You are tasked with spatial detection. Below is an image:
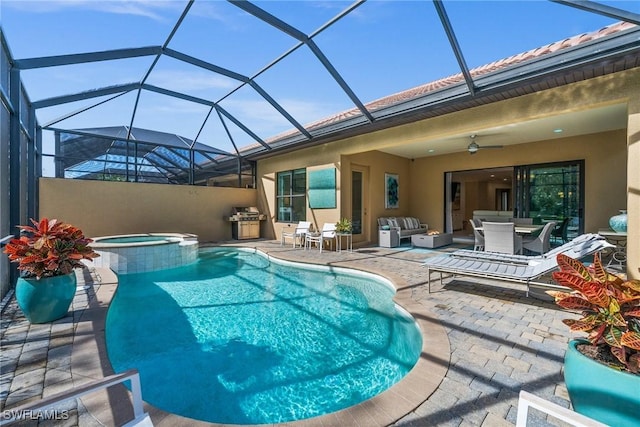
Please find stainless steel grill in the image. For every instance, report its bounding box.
[228,207,266,239]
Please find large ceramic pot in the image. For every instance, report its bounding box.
[608,209,627,232]
[15,272,77,323]
[564,339,640,426]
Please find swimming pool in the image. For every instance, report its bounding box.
[106,247,422,424]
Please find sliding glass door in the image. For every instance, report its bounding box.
[515,160,584,240]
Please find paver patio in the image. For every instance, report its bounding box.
[1,240,579,426]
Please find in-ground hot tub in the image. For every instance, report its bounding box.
[90,233,198,274]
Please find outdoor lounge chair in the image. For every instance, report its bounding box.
[280,221,312,248]
[423,233,613,296]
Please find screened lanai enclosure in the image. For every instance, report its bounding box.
[2,0,640,296]
[55,127,255,186]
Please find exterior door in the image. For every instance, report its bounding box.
[515,160,584,240]
[351,165,369,245]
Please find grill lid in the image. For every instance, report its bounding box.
[232,206,260,214]
[229,206,264,221]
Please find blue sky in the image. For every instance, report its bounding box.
[2,0,638,175]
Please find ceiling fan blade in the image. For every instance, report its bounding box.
[480,145,503,149]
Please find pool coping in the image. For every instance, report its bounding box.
[70,246,450,426]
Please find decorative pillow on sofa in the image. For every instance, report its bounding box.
[377,218,389,227]
[387,218,399,228]
[404,217,420,229]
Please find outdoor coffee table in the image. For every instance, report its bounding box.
[411,233,453,249]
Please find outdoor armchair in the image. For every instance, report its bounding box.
[522,221,556,255]
[305,223,337,253]
[281,221,312,248]
[551,218,570,244]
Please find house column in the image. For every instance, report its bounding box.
[628,94,640,279]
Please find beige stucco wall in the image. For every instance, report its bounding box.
[256,69,637,276]
[258,130,627,245]
[410,130,627,233]
[258,144,341,239]
[39,178,257,242]
[342,151,411,243]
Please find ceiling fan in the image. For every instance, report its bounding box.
[467,134,503,154]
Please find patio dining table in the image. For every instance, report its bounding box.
[477,224,544,235]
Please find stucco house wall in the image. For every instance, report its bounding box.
[39,178,257,242]
[255,69,637,276]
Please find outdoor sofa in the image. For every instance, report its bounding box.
[377,217,427,241]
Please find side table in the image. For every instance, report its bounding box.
[598,229,627,268]
[379,229,399,248]
[336,232,352,252]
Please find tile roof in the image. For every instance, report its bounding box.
[254,21,636,149]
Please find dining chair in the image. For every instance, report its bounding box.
[482,222,522,255]
[281,221,312,248]
[469,218,485,251]
[305,223,337,253]
[522,221,556,255]
[551,218,570,244]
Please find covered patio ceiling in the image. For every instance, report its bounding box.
[3,0,640,178]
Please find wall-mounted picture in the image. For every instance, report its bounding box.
[385,173,399,209]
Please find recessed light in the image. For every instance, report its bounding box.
[553,128,563,133]
[490,174,495,178]
[428,149,435,153]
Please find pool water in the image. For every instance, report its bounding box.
[106,248,422,424]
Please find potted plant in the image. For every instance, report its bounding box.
[3,218,99,323]
[547,252,640,426]
[335,218,352,234]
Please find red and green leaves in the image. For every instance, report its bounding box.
[3,218,99,279]
[548,252,640,375]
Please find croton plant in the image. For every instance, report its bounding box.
[547,252,640,374]
[3,218,99,279]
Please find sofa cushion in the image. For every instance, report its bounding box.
[406,217,420,229]
[387,217,400,228]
